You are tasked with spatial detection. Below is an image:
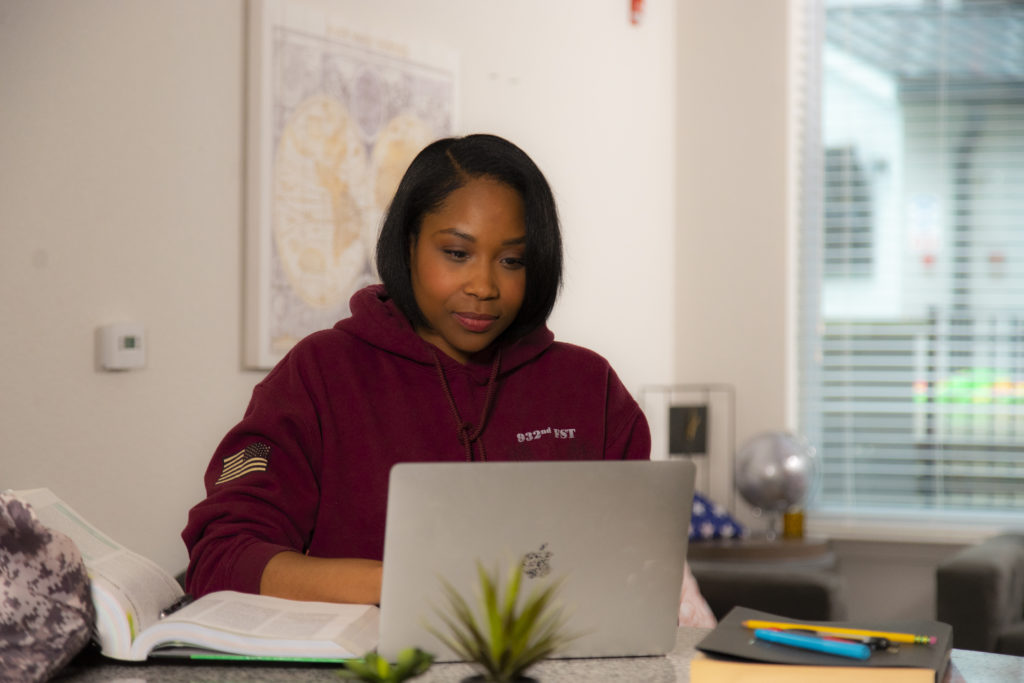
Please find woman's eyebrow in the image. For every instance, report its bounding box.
[438,228,474,241]
[437,228,526,246]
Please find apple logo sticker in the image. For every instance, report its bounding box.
[522,543,552,579]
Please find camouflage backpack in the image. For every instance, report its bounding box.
[0,492,95,682]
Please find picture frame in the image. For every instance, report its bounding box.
[244,0,458,368]
[639,384,736,510]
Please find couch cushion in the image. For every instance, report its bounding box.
[997,622,1024,657]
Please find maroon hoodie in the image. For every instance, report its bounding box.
[182,285,650,597]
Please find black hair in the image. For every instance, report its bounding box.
[376,133,563,341]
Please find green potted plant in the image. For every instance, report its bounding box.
[337,647,434,682]
[428,560,576,683]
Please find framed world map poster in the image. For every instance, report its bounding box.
[244,0,458,368]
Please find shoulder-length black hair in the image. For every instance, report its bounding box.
[376,134,563,341]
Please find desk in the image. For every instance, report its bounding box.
[687,536,833,564]
[53,627,1024,682]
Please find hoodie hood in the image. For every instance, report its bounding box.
[335,284,555,380]
[335,285,557,461]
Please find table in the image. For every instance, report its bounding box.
[687,536,833,564]
[52,627,1024,682]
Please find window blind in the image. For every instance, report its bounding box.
[798,0,1024,517]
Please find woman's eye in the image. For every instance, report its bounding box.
[443,249,469,260]
[501,256,526,269]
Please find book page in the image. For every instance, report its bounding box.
[11,488,184,658]
[169,591,375,640]
[90,550,184,632]
[14,488,123,562]
[130,591,380,660]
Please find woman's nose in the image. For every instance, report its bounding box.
[464,263,498,299]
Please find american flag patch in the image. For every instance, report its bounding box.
[215,443,271,485]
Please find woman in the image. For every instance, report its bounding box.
[182,133,713,626]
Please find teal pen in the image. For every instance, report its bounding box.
[790,628,892,650]
[754,628,872,661]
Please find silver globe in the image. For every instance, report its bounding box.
[735,432,818,513]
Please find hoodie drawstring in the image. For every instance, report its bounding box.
[432,350,502,461]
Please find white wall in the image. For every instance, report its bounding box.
[0,0,678,575]
[672,2,972,623]
[675,1,793,514]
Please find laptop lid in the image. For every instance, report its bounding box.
[377,459,695,661]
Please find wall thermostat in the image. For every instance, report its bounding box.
[97,322,146,371]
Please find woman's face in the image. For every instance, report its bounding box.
[410,177,527,363]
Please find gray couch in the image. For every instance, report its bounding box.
[936,533,1024,654]
[688,542,848,621]
[690,563,848,621]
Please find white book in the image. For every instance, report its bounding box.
[11,488,378,662]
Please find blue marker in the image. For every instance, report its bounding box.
[754,628,871,661]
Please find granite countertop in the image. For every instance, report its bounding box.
[53,628,706,683]
[51,627,1024,682]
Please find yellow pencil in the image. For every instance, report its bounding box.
[741,620,937,645]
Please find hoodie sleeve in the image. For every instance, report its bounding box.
[181,350,325,598]
[604,366,652,461]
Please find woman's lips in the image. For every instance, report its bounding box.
[454,312,497,333]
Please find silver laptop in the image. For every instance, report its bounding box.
[377,459,696,661]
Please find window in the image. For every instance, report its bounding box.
[799,0,1024,519]
[824,145,875,279]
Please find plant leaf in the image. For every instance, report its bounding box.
[426,611,477,662]
[496,562,522,673]
[338,655,381,681]
[388,647,434,681]
[427,558,576,680]
[429,578,496,671]
[440,579,489,658]
[501,560,522,628]
[508,582,559,649]
[374,653,391,678]
[477,562,506,667]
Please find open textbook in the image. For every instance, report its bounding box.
[12,488,379,662]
